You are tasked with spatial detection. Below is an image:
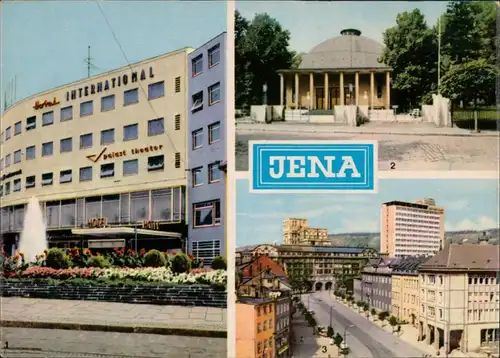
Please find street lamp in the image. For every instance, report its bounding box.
[343,325,355,358]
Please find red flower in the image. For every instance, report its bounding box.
[172,251,177,255]
[200,258,204,262]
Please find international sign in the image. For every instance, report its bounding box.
[249,141,377,193]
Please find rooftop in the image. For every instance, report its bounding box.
[237,297,274,305]
[393,256,430,274]
[420,243,500,271]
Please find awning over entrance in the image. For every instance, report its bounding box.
[71,227,182,239]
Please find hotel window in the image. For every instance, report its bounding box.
[148,118,164,136]
[208,122,220,144]
[208,44,220,68]
[147,155,164,172]
[60,137,73,153]
[100,129,115,145]
[13,150,21,164]
[60,106,73,121]
[175,77,181,93]
[4,182,10,195]
[191,91,203,113]
[80,133,93,149]
[208,163,221,183]
[148,81,165,100]
[123,159,138,176]
[192,128,203,149]
[5,154,10,167]
[101,94,115,112]
[42,142,54,157]
[13,179,21,192]
[42,111,54,126]
[193,199,220,227]
[100,163,115,178]
[60,169,72,184]
[41,173,53,186]
[191,240,221,266]
[26,116,36,131]
[192,167,203,186]
[79,167,92,182]
[5,127,11,140]
[208,82,221,105]
[25,175,36,189]
[124,88,139,106]
[14,121,22,135]
[124,124,138,141]
[192,54,203,76]
[80,100,93,117]
[174,114,181,130]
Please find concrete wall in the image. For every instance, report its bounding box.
[1,50,191,207]
[187,33,226,263]
[236,303,257,358]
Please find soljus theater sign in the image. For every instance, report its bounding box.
[66,66,155,102]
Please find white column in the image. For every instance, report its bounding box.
[355,72,360,105]
[309,73,314,109]
[279,74,284,106]
[340,72,344,106]
[324,72,329,110]
[386,71,391,110]
[370,72,375,110]
[295,73,300,108]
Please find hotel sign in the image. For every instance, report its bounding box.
[88,217,108,228]
[66,66,155,102]
[86,145,164,163]
[141,220,160,230]
[33,97,60,110]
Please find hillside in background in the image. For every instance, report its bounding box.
[328,228,499,251]
[236,229,499,251]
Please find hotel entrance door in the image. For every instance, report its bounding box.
[329,86,356,106]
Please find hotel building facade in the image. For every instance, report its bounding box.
[380,198,445,258]
[0,33,227,264]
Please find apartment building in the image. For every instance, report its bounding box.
[391,255,429,325]
[380,198,444,257]
[282,218,330,246]
[236,298,276,358]
[418,243,500,355]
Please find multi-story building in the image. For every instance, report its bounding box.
[418,243,500,355]
[356,257,400,312]
[243,244,379,292]
[380,198,444,257]
[236,297,276,358]
[275,292,292,358]
[282,218,329,246]
[187,33,227,263]
[391,255,428,325]
[0,33,226,264]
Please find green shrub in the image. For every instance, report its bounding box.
[143,249,166,267]
[211,255,227,270]
[46,248,70,269]
[171,253,191,274]
[88,255,111,268]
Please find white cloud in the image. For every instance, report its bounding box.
[446,216,499,231]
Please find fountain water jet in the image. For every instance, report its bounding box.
[19,196,48,263]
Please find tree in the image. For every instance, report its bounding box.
[371,308,377,320]
[340,346,351,357]
[388,315,399,332]
[380,9,437,110]
[334,333,343,348]
[362,302,370,316]
[327,326,334,338]
[288,268,313,294]
[441,58,497,107]
[378,311,389,322]
[235,11,296,108]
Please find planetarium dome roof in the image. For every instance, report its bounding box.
[298,29,391,70]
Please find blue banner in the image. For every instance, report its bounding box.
[249,141,377,193]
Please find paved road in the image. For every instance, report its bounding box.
[236,131,499,172]
[0,328,226,358]
[303,291,427,358]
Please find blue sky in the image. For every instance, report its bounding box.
[237,1,447,53]
[236,179,499,247]
[1,1,226,111]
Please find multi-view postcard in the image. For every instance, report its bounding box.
[1,1,227,357]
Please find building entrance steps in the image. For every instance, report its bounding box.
[0,297,227,338]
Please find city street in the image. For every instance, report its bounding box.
[302,291,427,358]
[0,328,226,358]
[236,126,499,171]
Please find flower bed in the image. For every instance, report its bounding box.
[19,266,227,286]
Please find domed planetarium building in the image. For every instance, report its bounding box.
[278,29,393,111]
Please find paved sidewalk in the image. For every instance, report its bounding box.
[0,297,227,338]
[237,122,500,138]
[292,318,339,358]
